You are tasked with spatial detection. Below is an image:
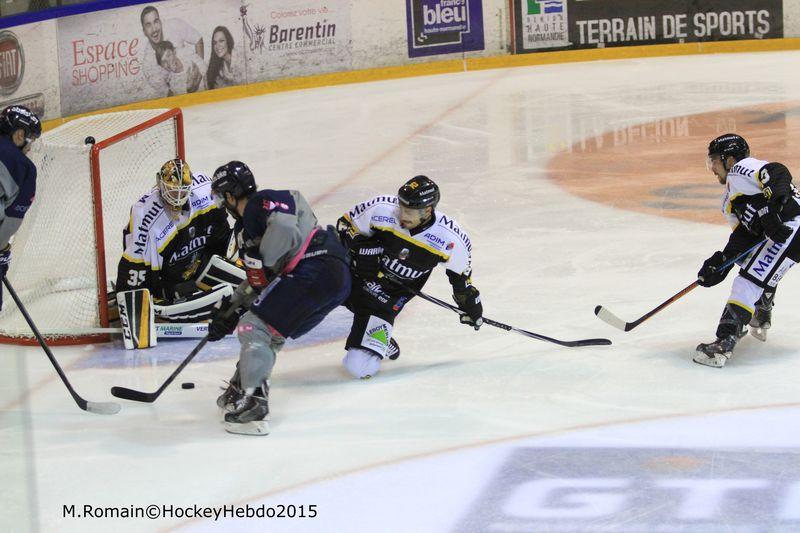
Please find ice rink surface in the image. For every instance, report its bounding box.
[4,51,800,532]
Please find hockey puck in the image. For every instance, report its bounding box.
[181,382,195,390]
[84,136,96,145]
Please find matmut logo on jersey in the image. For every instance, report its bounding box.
[350,196,398,218]
[383,257,428,279]
[169,236,208,264]
[438,214,472,252]
[133,202,164,254]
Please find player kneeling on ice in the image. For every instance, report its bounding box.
[0,105,40,311]
[695,134,800,368]
[114,158,245,348]
[207,161,351,435]
[336,175,482,379]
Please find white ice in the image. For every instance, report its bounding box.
[4,51,800,532]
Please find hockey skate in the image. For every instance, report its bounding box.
[386,338,400,361]
[749,304,772,342]
[223,382,270,436]
[693,334,740,368]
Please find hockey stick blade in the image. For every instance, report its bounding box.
[110,386,158,403]
[85,401,123,415]
[594,240,767,333]
[565,337,613,347]
[593,305,632,332]
[3,278,121,415]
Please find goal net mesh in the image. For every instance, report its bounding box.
[0,109,182,344]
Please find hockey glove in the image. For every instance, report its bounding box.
[758,206,793,244]
[350,237,383,280]
[207,296,240,341]
[453,286,483,330]
[697,251,733,287]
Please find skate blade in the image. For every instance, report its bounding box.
[223,420,270,436]
[693,351,729,368]
[750,327,768,342]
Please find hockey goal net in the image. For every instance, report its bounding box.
[0,108,185,345]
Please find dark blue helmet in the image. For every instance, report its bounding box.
[708,133,749,162]
[398,175,440,209]
[0,105,41,140]
[212,160,256,200]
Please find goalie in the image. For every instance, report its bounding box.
[114,158,244,346]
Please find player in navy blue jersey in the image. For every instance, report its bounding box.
[0,105,41,310]
[207,161,351,435]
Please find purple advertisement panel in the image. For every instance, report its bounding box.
[406,0,484,58]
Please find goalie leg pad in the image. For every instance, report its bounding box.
[117,289,156,350]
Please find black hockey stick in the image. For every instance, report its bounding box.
[110,288,252,403]
[2,278,121,415]
[110,337,208,403]
[594,240,766,332]
[385,277,611,347]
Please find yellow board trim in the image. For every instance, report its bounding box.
[42,38,800,132]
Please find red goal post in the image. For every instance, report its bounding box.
[0,108,185,345]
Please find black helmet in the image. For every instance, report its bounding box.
[212,160,256,200]
[0,105,41,140]
[398,175,440,209]
[708,133,749,162]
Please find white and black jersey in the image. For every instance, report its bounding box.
[116,173,231,300]
[721,157,800,256]
[339,194,474,291]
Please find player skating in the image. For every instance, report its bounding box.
[336,175,483,379]
[114,158,243,342]
[0,105,41,311]
[207,161,351,435]
[695,134,800,367]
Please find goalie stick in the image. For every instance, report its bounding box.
[379,275,611,347]
[2,278,121,415]
[594,240,766,332]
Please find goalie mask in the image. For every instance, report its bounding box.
[158,158,192,208]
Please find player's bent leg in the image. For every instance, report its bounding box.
[223,312,285,436]
[343,348,383,379]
